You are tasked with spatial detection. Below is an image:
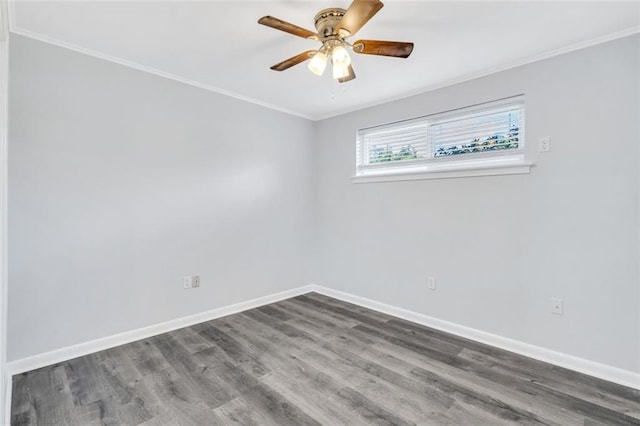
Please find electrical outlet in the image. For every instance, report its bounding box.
[427,276,437,290]
[183,275,200,289]
[539,137,550,152]
[550,298,563,315]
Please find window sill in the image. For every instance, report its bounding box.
[351,161,533,184]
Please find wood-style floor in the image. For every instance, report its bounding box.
[11,292,640,425]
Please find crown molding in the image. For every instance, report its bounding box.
[8,20,639,122]
[6,5,640,122]
[6,0,13,35]
[313,26,640,121]
[9,25,315,121]
[0,0,8,42]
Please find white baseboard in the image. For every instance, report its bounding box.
[6,285,315,376]
[3,373,10,426]
[310,284,640,390]
[5,283,639,400]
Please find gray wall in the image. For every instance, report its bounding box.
[8,32,639,375]
[0,27,8,425]
[313,35,640,373]
[8,34,315,361]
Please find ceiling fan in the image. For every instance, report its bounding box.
[258,0,414,83]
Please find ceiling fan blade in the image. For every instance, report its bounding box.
[336,0,384,37]
[270,50,316,71]
[352,40,414,58]
[258,16,319,40]
[337,65,356,83]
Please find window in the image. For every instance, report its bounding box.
[354,96,531,182]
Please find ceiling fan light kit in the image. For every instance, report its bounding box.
[332,59,350,79]
[258,0,414,83]
[308,50,328,76]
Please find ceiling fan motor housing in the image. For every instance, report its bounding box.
[258,0,413,81]
[313,8,347,39]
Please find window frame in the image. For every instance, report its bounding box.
[353,96,532,183]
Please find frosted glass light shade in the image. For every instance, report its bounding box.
[332,61,349,79]
[331,45,351,67]
[307,51,328,76]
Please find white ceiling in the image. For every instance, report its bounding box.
[9,1,640,120]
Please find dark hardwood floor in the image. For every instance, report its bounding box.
[11,292,640,425]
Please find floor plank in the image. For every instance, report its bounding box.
[11,292,640,425]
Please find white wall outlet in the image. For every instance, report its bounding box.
[183,275,200,289]
[550,298,563,315]
[539,137,551,152]
[427,276,437,290]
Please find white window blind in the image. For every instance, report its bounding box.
[356,96,526,179]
